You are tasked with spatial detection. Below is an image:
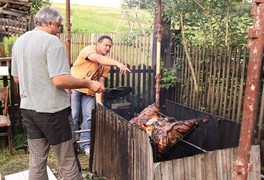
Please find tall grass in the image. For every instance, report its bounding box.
[51,3,153,34]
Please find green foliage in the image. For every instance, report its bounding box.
[144,0,253,48]
[161,60,181,89]
[2,35,19,57]
[83,172,107,180]
[13,131,27,148]
[29,0,51,14]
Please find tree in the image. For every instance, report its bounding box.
[144,0,253,48]
[29,0,51,14]
[139,0,253,90]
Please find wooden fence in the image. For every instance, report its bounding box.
[59,33,153,66]
[1,34,264,147]
[160,45,264,144]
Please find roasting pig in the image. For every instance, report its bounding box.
[130,104,208,154]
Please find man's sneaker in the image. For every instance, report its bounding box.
[84,148,90,156]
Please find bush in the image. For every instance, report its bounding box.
[2,35,19,57]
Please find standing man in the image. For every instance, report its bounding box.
[11,6,105,180]
[71,35,130,156]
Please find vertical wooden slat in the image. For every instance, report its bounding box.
[154,163,162,180]
[215,48,223,114]
[137,65,141,112]
[204,48,210,110]
[179,45,184,104]
[189,46,194,108]
[223,48,232,118]
[205,151,217,180]
[219,48,227,116]
[184,48,189,105]
[210,47,218,113]
[160,161,174,180]
[248,145,261,180]
[195,153,206,180]
[115,66,120,87]
[148,66,152,105]
[142,65,146,108]
[195,47,200,107]
[236,48,247,122]
[172,158,185,179]
[183,156,196,179]
[199,47,206,109]
[216,149,225,180]
[231,48,241,120]
[207,47,214,113]
[227,48,236,119]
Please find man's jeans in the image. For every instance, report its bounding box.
[71,90,95,151]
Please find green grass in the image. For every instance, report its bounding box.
[51,3,153,34]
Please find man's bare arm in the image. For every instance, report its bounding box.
[88,53,131,74]
[51,74,105,93]
[95,77,105,105]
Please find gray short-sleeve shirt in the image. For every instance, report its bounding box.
[11,31,70,113]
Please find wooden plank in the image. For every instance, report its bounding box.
[215,48,223,113]
[227,48,236,119]
[204,151,217,180]
[223,48,231,118]
[236,48,247,122]
[160,160,174,180]
[148,65,152,105]
[137,65,141,112]
[193,45,198,108]
[153,163,162,180]
[210,47,217,113]
[106,110,114,177]
[219,149,229,180]
[131,65,136,112]
[216,149,225,180]
[231,48,240,120]
[230,147,237,179]
[142,64,146,108]
[194,153,206,180]
[189,45,194,108]
[219,48,227,116]
[172,158,185,180]
[248,145,261,180]
[183,156,196,180]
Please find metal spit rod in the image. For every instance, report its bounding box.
[179,139,207,153]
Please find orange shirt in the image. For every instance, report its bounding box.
[71,45,110,96]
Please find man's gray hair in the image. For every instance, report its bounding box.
[34,6,63,26]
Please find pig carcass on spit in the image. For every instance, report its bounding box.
[129,104,208,154]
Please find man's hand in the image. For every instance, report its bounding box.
[117,62,131,75]
[88,80,105,93]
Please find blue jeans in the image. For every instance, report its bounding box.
[71,90,95,151]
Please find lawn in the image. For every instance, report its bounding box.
[51,3,153,34]
[0,143,103,180]
[0,130,104,179]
